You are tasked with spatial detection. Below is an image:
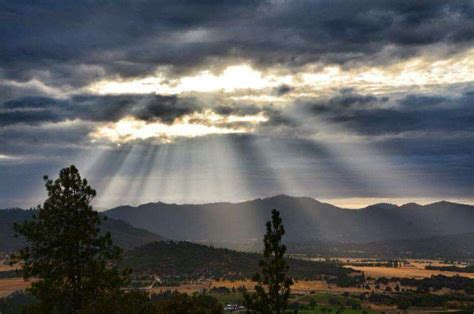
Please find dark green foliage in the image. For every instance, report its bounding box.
[121,240,350,281]
[327,274,365,287]
[399,275,474,294]
[0,284,223,314]
[79,290,156,314]
[425,264,474,273]
[368,291,474,309]
[209,286,232,293]
[244,209,293,313]
[11,165,128,313]
[151,291,223,314]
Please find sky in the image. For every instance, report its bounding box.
[0,0,473,209]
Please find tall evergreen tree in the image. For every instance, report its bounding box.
[243,209,293,313]
[12,165,127,313]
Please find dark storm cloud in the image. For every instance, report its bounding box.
[304,90,474,136]
[1,0,473,87]
[330,107,473,135]
[0,94,200,126]
[310,89,388,113]
[0,81,53,102]
[2,89,472,142]
[214,104,261,116]
[0,121,93,148]
[273,85,294,96]
[0,91,296,129]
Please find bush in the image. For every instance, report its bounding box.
[151,291,223,314]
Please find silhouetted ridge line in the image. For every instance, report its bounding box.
[104,195,474,244]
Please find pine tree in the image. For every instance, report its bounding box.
[243,209,293,313]
[12,165,127,313]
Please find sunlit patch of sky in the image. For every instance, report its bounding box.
[90,111,268,144]
[89,48,474,99]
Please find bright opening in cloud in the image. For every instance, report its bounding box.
[0,154,18,160]
[90,111,268,144]
[91,64,290,95]
[91,49,474,97]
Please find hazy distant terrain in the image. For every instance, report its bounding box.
[0,209,166,252]
[286,232,474,259]
[3,195,474,259]
[105,195,474,245]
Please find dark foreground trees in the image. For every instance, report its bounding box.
[12,165,129,313]
[244,209,293,313]
[151,291,223,314]
[9,165,226,313]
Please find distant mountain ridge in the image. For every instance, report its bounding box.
[105,195,474,244]
[0,209,166,252]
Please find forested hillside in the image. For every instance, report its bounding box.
[0,209,166,252]
[121,241,353,281]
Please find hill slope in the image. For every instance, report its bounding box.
[121,240,351,280]
[0,209,166,252]
[105,195,474,244]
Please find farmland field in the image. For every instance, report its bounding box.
[300,257,474,279]
[346,265,474,279]
[0,278,31,298]
[2,258,473,297]
[342,259,474,279]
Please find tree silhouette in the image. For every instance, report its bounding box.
[12,165,127,313]
[243,209,293,313]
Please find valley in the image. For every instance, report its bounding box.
[2,196,474,312]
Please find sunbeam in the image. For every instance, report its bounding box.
[287,108,435,199]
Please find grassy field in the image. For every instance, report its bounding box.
[0,278,31,298]
[346,265,474,279]
[0,263,16,272]
[343,259,474,279]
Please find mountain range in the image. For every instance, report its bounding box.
[0,209,166,253]
[2,195,473,259]
[105,195,474,244]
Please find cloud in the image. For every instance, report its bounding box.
[301,90,474,137]
[1,88,473,206]
[273,84,294,96]
[309,89,388,113]
[2,89,472,145]
[0,93,276,146]
[0,94,200,126]
[1,1,472,89]
[1,1,473,206]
